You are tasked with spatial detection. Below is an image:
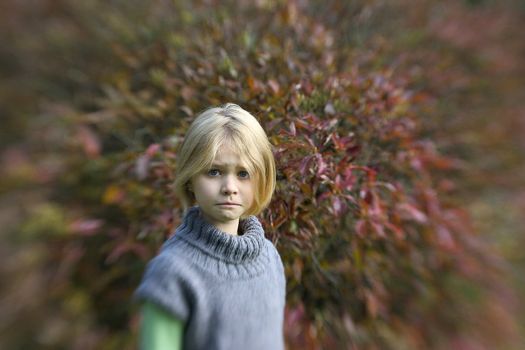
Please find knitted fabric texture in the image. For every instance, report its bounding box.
[134,206,286,350]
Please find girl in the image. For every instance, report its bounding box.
[134,103,286,350]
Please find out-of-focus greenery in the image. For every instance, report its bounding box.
[1,0,523,349]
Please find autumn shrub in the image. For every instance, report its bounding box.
[0,0,519,349]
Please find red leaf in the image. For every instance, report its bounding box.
[266,118,283,131]
[135,154,150,180]
[371,220,386,238]
[146,143,161,157]
[267,79,280,95]
[69,219,103,236]
[398,203,427,223]
[385,222,405,240]
[299,79,314,95]
[299,155,313,174]
[365,290,379,318]
[315,153,327,176]
[436,225,456,251]
[332,196,345,217]
[106,241,149,263]
[289,121,296,136]
[335,174,343,191]
[360,188,373,205]
[77,125,101,158]
[355,219,367,237]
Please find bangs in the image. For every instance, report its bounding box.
[214,131,260,177]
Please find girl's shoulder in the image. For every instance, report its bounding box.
[263,238,284,269]
[144,239,193,275]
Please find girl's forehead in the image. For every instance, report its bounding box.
[212,144,249,167]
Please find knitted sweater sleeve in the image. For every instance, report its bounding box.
[134,251,193,322]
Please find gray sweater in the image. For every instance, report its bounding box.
[134,206,286,350]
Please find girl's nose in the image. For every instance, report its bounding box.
[221,176,238,195]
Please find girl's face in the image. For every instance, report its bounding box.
[190,144,255,235]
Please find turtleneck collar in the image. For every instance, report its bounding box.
[168,206,266,264]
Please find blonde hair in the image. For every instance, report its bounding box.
[173,103,276,217]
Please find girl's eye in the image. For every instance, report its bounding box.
[207,169,220,176]
[238,170,250,179]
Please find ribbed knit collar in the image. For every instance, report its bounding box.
[173,206,265,264]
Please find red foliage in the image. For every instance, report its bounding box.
[1,0,522,349]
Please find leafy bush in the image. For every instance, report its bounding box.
[1,0,521,349]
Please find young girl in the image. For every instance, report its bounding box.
[134,103,286,350]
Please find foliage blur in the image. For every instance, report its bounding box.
[1,0,524,349]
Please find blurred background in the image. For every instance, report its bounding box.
[1,0,524,349]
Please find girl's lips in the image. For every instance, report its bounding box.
[217,203,240,206]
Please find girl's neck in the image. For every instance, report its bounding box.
[201,214,240,236]
[216,220,240,236]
